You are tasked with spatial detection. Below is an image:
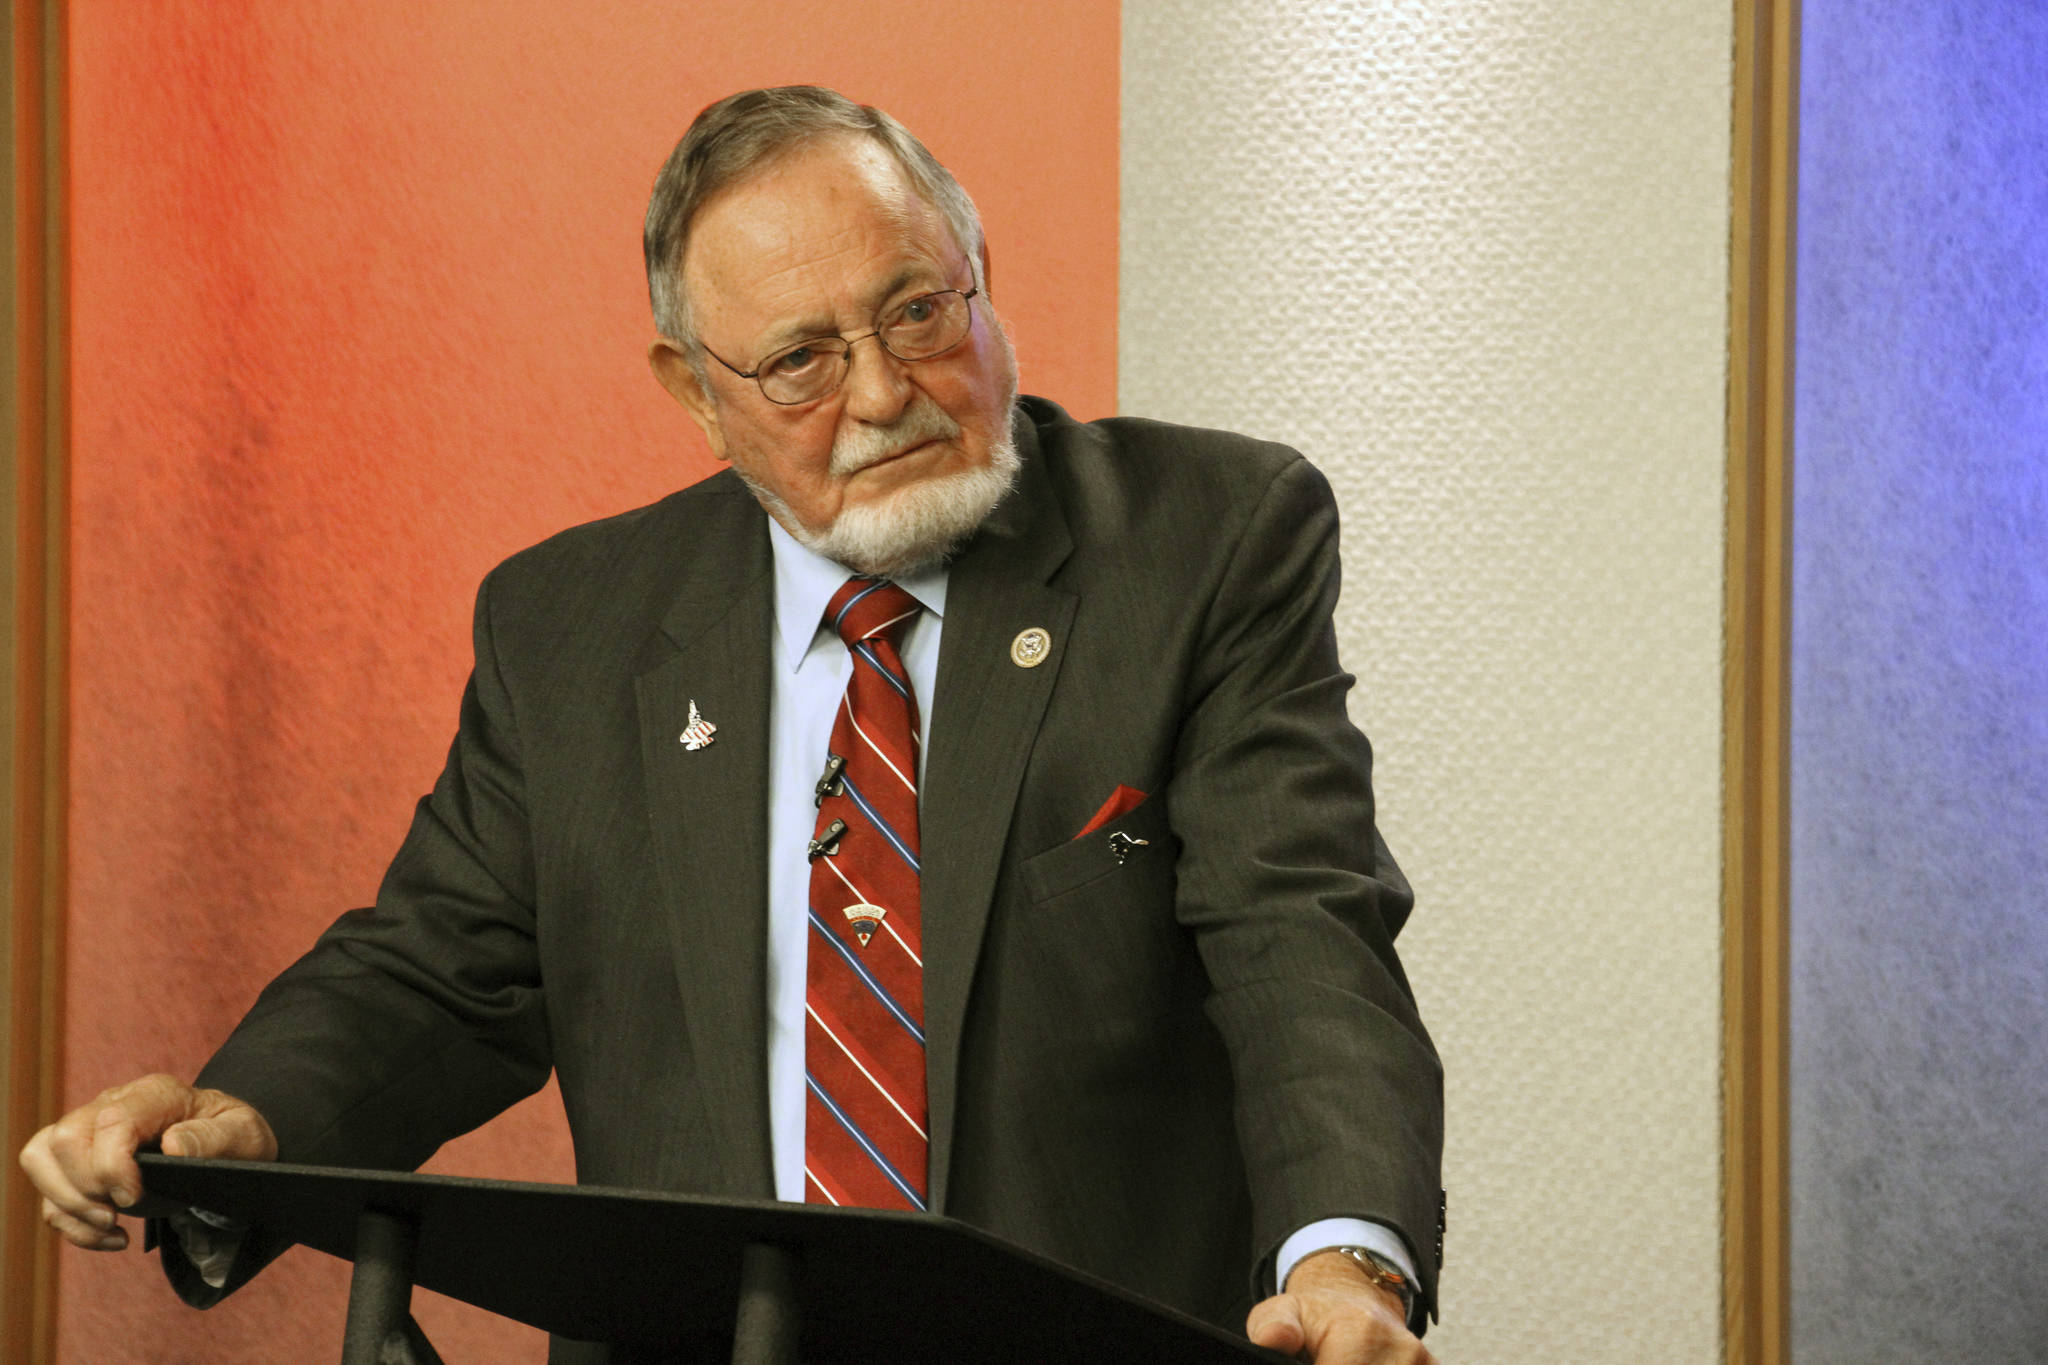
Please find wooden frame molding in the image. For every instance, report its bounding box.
[3,2,69,1360]
[1724,1,1796,1363]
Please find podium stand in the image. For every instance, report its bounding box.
[135,1153,1283,1365]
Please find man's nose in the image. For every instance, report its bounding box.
[839,333,915,424]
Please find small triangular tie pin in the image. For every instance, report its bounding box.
[680,700,717,751]
[843,903,887,948]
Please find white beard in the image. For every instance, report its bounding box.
[739,391,1021,578]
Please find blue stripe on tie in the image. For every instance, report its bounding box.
[806,1072,925,1210]
[851,640,912,698]
[841,775,919,872]
[833,579,888,630]
[809,911,925,1043]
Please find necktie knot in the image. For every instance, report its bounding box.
[825,578,922,650]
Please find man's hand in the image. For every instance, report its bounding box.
[17,1073,276,1251]
[1246,1249,1437,1364]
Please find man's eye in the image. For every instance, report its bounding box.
[770,346,820,375]
[899,298,937,325]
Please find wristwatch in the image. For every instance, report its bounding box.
[1295,1244,1418,1329]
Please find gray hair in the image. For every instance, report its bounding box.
[643,86,986,349]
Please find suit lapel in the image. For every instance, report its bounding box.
[633,485,777,1197]
[922,414,1075,1209]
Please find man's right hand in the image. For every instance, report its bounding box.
[17,1073,276,1251]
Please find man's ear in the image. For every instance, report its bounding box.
[648,337,728,462]
[977,239,993,299]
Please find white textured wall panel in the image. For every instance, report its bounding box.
[1121,4,1732,1358]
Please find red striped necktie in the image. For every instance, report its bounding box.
[804,577,928,1210]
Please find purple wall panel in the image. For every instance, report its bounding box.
[1792,3,2048,1359]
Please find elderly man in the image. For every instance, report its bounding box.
[22,87,1444,1363]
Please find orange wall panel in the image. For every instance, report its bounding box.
[60,4,1117,1361]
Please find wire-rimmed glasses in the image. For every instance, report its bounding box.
[700,285,981,406]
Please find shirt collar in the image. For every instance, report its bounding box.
[767,517,949,672]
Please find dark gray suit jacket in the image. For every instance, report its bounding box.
[182,396,1443,1353]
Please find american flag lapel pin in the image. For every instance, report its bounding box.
[680,700,718,751]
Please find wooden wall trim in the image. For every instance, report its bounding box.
[3,2,68,1360]
[1724,1,1796,1362]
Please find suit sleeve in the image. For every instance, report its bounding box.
[192,570,553,1172]
[152,573,552,1304]
[1166,454,1444,1319]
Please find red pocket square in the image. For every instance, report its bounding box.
[1075,784,1147,839]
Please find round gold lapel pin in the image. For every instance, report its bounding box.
[1010,627,1051,668]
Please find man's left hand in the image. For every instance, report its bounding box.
[1245,1250,1437,1364]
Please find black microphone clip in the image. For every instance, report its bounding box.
[808,819,847,862]
[814,753,847,807]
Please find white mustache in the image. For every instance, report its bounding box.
[829,398,962,477]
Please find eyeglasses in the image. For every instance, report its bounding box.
[700,285,981,406]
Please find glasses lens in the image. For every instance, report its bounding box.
[758,339,849,405]
[879,290,971,361]
[752,290,972,404]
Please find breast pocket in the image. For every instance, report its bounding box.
[1020,793,1177,906]
[1009,795,1198,1055]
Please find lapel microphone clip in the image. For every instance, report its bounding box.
[814,753,847,807]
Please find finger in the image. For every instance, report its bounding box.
[18,1135,116,1229]
[164,1097,277,1161]
[41,1198,129,1252]
[86,1072,205,1205]
[87,1105,148,1209]
[1245,1293,1308,1357]
[23,1106,103,1188]
[162,1116,230,1159]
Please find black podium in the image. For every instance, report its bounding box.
[135,1153,1283,1365]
